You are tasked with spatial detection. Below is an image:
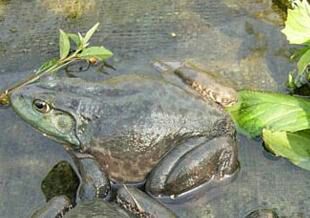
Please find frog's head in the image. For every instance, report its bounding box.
[10,79,82,149]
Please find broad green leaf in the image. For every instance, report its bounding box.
[226,91,310,137]
[59,29,70,59]
[281,0,310,45]
[83,22,100,45]
[263,129,310,170]
[297,48,310,73]
[67,33,81,47]
[36,58,58,74]
[78,46,113,61]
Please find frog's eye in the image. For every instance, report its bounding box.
[33,99,51,113]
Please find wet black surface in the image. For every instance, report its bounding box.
[0,1,309,217]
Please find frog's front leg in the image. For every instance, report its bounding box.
[145,135,239,198]
[31,196,72,218]
[70,152,111,202]
[117,186,176,218]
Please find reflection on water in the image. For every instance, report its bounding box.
[0,106,77,218]
[0,0,309,217]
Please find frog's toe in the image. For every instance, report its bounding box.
[78,182,111,202]
[146,136,239,198]
[96,184,111,199]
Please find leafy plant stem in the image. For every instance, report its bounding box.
[1,46,85,99]
[0,22,113,106]
[4,58,78,95]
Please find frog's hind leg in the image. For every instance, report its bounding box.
[145,135,239,199]
[71,152,112,202]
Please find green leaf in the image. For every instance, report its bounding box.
[78,32,85,48]
[287,72,297,89]
[263,129,310,170]
[36,58,58,74]
[59,29,70,59]
[84,22,100,45]
[291,46,310,60]
[226,90,310,137]
[67,33,81,47]
[303,40,310,46]
[281,0,310,45]
[297,48,310,73]
[78,46,113,61]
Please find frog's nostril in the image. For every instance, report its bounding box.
[19,94,26,100]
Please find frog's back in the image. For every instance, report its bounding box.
[44,75,232,182]
[67,75,229,181]
[74,74,229,145]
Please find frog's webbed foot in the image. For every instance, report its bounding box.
[152,60,183,73]
[152,61,190,89]
[72,153,111,202]
[31,196,72,218]
[244,208,279,218]
[116,186,176,218]
[145,136,239,199]
[153,60,238,107]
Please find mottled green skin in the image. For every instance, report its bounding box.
[10,71,238,196]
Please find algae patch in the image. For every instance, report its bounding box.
[39,0,96,19]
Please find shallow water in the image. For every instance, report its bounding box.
[0,0,309,217]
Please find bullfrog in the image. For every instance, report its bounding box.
[32,186,176,218]
[10,60,239,200]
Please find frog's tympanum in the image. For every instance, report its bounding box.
[10,60,239,201]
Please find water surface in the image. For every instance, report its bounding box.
[0,0,309,217]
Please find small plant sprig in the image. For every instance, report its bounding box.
[0,22,113,106]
